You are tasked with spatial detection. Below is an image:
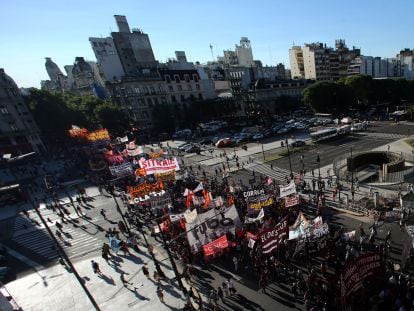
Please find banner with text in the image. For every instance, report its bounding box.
[127,181,164,198]
[279,181,296,198]
[186,204,241,252]
[109,162,133,178]
[139,157,180,175]
[247,194,274,214]
[259,217,289,254]
[203,235,229,257]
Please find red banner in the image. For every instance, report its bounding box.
[203,235,229,257]
[87,129,110,142]
[285,196,299,207]
[341,252,382,304]
[259,217,289,254]
[127,180,164,198]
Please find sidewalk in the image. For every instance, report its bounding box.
[4,244,192,311]
[0,184,101,221]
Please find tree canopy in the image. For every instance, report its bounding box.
[26,89,128,143]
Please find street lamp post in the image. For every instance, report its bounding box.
[27,195,100,310]
[300,154,305,176]
[156,221,187,295]
[285,137,293,179]
[316,154,321,178]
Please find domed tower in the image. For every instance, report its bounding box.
[45,57,64,83]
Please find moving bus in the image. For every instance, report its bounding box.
[0,184,26,207]
[310,127,338,142]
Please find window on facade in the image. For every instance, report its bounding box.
[193,74,199,82]
[195,84,200,90]
[134,87,141,94]
[138,99,145,106]
[10,88,18,97]
[153,98,159,105]
[177,85,182,91]
[187,84,192,91]
[171,95,177,103]
[158,85,164,92]
[168,85,174,92]
[174,75,180,83]
[9,123,18,131]
[161,97,167,104]
[150,87,155,94]
[143,86,149,94]
[184,74,190,82]
[109,51,116,55]
[0,107,9,115]
[142,111,149,118]
[198,93,203,100]
[180,95,185,102]
[146,98,153,107]
[165,75,171,83]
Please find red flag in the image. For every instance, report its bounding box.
[186,191,194,209]
[228,194,234,206]
[203,189,211,208]
[179,218,186,230]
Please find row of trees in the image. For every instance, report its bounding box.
[26,89,128,143]
[303,75,414,114]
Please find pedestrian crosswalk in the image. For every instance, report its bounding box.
[9,210,104,263]
[244,163,299,184]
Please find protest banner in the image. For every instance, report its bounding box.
[247,195,274,214]
[139,157,180,175]
[244,209,265,224]
[341,252,382,307]
[203,235,229,257]
[154,170,176,182]
[127,180,164,198]
[87,129,110,142]
[68,126,88,138]
[259,217,289,254]
[289,212,309,240]
[279,181,296,198]
[109,162,133,178]
[149,192,172,210]
[186,205,241,252]
[285,196,299,207]
[243,188,265,199]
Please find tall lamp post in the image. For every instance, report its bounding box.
[300,154,305,176]
[316,154,321,178]
[26,194,100,310]
[285,137,294,179]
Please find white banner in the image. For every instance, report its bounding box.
[184,209,198,224]
[109,162,133,177]
[244,209,264,224]
[139,157,180,175]
[186,204,241,252]
[279,181,296,198]
[149,192,172,210]
[126,142,143,157]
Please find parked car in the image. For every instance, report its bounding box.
[184,145,201,153]
[172,129,192,139]
[178,143,193,151]
[252,133,264,141]
[277,127,290,134]
[198,138,212,145]
[291,140,306,147]
[215,138,232,148]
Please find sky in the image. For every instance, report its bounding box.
[1,0,413,88]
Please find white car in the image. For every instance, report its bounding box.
[277,127,289,134]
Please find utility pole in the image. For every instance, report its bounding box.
[156,221,187,295]
[285,137,293,179]
[28,196,100,310]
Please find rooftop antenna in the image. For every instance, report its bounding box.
[210,44,215,61]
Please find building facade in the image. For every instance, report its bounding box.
[398,49,414,80]
[236,37,254,67]
[347,56,401,78]
[289,46,305,79]
[89,37,125,82]
[0,69,44,155]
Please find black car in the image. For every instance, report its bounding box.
[291,140,306,147]
[198,138,212,145]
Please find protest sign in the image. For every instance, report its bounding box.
[259,217,289,254]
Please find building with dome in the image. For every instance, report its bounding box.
[0,69,45,156]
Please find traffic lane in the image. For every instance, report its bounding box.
[270,135,389,173]
[371,122,413,135]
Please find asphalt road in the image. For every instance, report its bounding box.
[269,121,412,174]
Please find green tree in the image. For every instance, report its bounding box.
[341,75,374,107]
[303,81,355,115]
[93,103,129,136]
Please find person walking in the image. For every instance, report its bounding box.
[100,209,107,220]
[217,286,224,303]
[226,278,236,295]
[120,273,133,288]
[233,255,239,272]
[156,286,165,303]
[91,260,102,275]
[142,263,150,279]
[222,282,230,297]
